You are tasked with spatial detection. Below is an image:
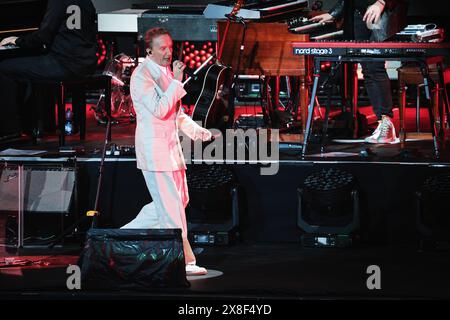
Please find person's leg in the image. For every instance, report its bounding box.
[0,72,21,136]
[0,55,75,82]
[353,9,392,119]
[123,169,206,273]
[353,10,397,143]
[0,55,76,136]
[173,170,196,266]
[120,171,160,229]
[145,170,196,264]
[360,61,394,120]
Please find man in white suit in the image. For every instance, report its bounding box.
[121,28,212,276]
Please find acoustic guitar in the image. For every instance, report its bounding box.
[190,0,243,130]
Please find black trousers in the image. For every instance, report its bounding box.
[354,11,394,120]
[0,54,76,136]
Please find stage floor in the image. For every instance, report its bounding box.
[1,242,450,299]
[1,104,450,163]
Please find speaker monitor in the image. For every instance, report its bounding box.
[0,165,76,247]
[0,165,75,213]
[78,228,189,289]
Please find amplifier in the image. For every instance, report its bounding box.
[0,165,76,214]
[137,14,218,42]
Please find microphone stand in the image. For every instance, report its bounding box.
[88,117,112,229]
[48,118,112,248]
[227,16,248,128]
[183,54,215,86]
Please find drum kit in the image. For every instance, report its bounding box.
[92,53,137,124]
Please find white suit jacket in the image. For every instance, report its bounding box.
[130,57,205,171]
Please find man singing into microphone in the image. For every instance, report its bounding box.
[121,28,212,276]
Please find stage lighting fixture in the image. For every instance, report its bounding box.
[297,168,360,248]
[186,165,239,246]
[416,172,450,250]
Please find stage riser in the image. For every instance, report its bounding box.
[2,160,448,244]
[81,161,449,244]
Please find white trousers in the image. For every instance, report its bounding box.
[121,170,190,240]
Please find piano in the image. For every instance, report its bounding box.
[0,44,21,60]
[290,40,450,157]
[97,2,220,41]
[0,0,46,36]
[204,0,309,21]
[0,0,47,60]
[291,41,450,57]
[97,0,310,40]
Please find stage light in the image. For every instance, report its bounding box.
[416,172,450,250]
[186,165,239,246]
[179,41,216,72]
[96,37,107,66]
[297,168,360,248]
[320,62,332,71]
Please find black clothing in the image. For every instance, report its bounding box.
[328,0,409,120]
[0,0,97,136]
[354,11,394,119]
[15,0,97,77]
[354,0,376,12]
[329,0,408,41]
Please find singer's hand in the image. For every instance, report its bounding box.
[173,60,186,82]
[199,128,213,142]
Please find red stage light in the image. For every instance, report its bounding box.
[96,37,107,66]
[178,41,217,70]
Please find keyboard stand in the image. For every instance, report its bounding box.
[301,55,446,159]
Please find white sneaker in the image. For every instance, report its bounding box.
[365,115,399,144]
[364,120,383,143]
[186,263,208,276]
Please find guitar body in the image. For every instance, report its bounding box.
[191,63,231,129]
[191,0,242,130]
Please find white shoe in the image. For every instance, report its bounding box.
[364,120,382,143]
[186,263,208,276]
[365,115,399,144]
